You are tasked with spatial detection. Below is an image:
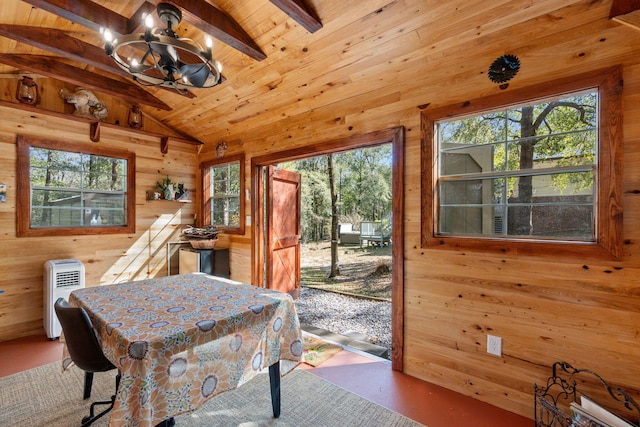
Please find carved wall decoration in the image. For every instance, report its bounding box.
[215,141,227,158]
[60,87,109,121]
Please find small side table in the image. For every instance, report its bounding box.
[166,241,191,276]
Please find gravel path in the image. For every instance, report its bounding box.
[295,287,392,359]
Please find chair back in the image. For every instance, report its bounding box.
[54,298,115,373]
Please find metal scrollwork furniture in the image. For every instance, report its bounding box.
[534,361,640,427]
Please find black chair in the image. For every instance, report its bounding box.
[55,297,121,427]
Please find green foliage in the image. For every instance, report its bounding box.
[439,92,597,200]
[302,168,331,241]
[208,161,241,227]
[437,90,598,239]
[337,146,392,221]
[280,145,393,243]
[211,162,240,195]
[30,148,126,194]
[28,146,128,227]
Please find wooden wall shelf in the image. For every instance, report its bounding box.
[145,191,192,203]
[147,199,192,203]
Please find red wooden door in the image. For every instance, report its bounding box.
[266,167,301,297]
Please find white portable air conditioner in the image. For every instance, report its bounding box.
[44,259,85,339]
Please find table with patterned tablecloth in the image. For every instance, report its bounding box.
[68,273,303,427]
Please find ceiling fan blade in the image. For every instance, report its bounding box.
[150,42,179,69]
[180,63,212,87]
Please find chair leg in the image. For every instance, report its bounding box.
[83,372,94,400]
[81,400,114,427]
[80,371,120,427]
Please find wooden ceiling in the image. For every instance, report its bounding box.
[0,0,639,148]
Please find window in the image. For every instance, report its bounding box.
[201,154,245,234]
[17,135,136,237]
[421,67,623,260]
[438,90,597,240]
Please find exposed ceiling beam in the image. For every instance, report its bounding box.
[610,0,640,17]
[269,0,322,33]
[0,54,171,110]
[163,0,266,61]
[610,0,640,30]
[22,0,129,34]
[24,0,266,61]
[0,23,196,99]
[0,24,127,77]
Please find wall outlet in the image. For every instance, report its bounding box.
[487,335,502,357]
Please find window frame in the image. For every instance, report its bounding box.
[421,66,623,260]
[16,134,136,237]
[200,153,245,235]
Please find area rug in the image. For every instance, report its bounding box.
[0,362,424,427]
[303,334,343,367]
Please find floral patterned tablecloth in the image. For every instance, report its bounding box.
[69,273,303,427]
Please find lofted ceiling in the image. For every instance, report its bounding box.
[0,0,639,148]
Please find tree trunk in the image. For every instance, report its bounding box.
[42,150,53,225]
[327,154,340,278]
[111,159,118,190]
[510,106,536,235]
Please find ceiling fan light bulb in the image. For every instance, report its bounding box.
[103,29,113,42]
[204,36,213,59]
[145,14,154,29]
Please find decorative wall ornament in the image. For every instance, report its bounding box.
[215,141,228,158]
[155,176,186,200]
[60,87,109,121]
[128,106,143,129]
[156,176,175,200]
[488,54,521,84]
[16,76,39,105]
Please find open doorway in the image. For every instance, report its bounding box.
[251,127,405,371]
[281,147,393,361]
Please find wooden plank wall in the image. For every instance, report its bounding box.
[196,59,640,422]
[4,1,640,421]
[0,83,198,339]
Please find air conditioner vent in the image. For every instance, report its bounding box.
[55,271,81,288]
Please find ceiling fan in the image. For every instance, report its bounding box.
[103,2,223,94]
